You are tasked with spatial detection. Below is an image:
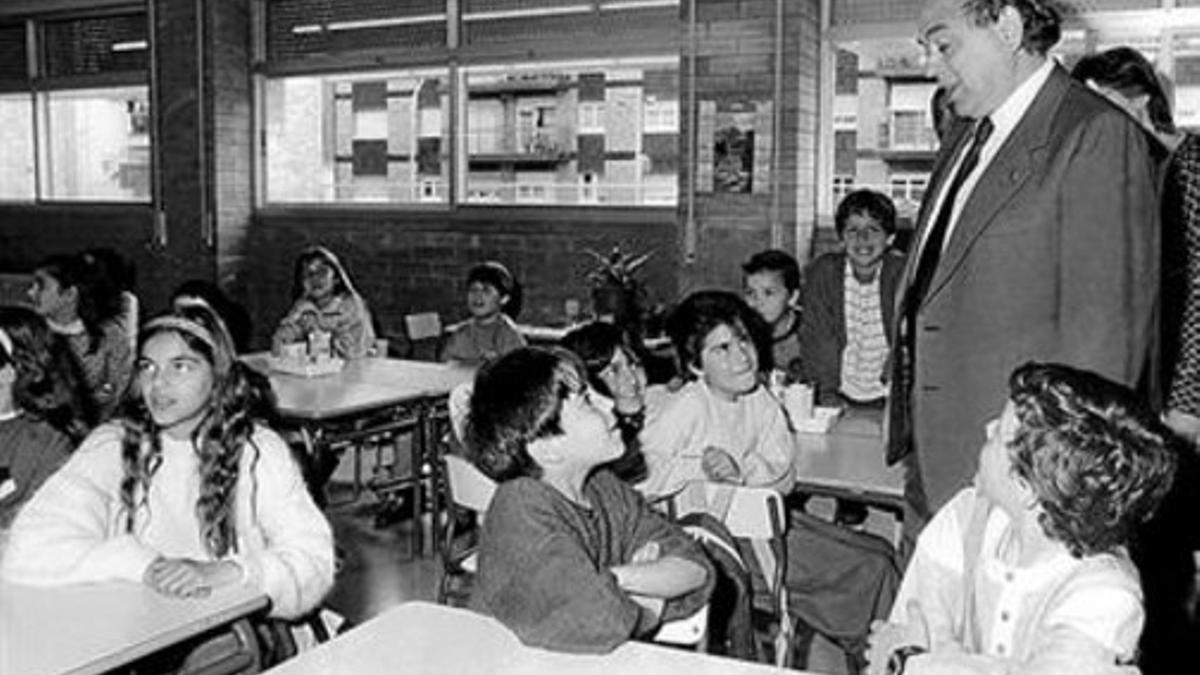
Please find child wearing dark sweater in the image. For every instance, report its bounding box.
[0,307,89,529]
[466,347,713,653]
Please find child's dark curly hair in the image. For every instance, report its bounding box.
[1007,362,1177,557]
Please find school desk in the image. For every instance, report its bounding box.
[243,354,475,554]
[0,580,268,675]
[793,405,905,513]
[266,600,820,675]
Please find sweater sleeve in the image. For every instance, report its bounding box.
[2,424,159,585]
[735,392,796,492]
[603,472,713,623]
[797,255,844,399]
[232,429,335,619]
[475,480,648,653]
[272,299,315,349]
[890,489,973,651]
[638,391,707,498]
[328,295,375,359]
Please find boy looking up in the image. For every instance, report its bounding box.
[867,362,1176,675]
[468,347,712,654]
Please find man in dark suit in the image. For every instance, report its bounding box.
[889,0,1160,540]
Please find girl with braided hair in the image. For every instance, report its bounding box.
[2,300,334,619]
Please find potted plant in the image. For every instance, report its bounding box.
[584,245,653,332]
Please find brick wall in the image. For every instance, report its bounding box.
[243,211,677,349]
[679,0,820,294]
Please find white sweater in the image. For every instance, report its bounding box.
[2,423,335,619]
[637,380,796,497]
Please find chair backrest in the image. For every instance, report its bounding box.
[652,603,709,650]
[671,482,791,667]
[722,487,786,540]
[404,312,443,360]
[443,453,496,515]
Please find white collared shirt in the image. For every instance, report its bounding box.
[917,58,1056,258]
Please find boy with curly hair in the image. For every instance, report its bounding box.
[868,362,1177,675]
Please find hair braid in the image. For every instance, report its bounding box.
[119,416,162,533]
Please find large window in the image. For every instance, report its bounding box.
[263,70,449,205]
[460,58,678,207]
[0,12,149,203]
[0,93,34,200]
[42,86,150,201]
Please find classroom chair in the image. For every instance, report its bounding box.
[436,452,496,606]
[671,483,792,668]
[403,311,443,361]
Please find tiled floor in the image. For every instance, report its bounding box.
[321,457,854,674]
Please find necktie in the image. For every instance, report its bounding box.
[909,117,994,309]
[887,117,993,465]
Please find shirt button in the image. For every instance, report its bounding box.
[1005,572,1014,583]
[1000,611,1010,622]
[997,644,1007,655]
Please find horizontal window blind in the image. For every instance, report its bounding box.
[42,12,147,78]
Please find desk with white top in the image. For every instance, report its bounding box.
[793,406,905,513]
[267,600,815,675]
[243,354,475,552]
[0,580,268,675]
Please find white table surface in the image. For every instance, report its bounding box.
[0,580,268,675]
[793,407,904,509]
[267,601,810,675]
[243,354,474,420]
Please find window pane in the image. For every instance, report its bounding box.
[829,38,938,224]
[462,57,679,207]
[42,86,150,201]
[0,93,34,200]
[263,70,449,204]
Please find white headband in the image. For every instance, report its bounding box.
[0,327,11,358]
[143,316,217,351]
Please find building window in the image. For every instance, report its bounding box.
[888,82,937,150]
[0,12,150,203]
[890,174,928,213]
[461,57,679,207]
[262,69,449,204]
[40,87,151,201]
[0,93,35,201]
[832,175,855,203]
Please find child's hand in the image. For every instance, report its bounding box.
[701,447,742,484]
[865,599,931,675]
[630,541,661,565]
[628,593,665,622]
[143,557,241,599]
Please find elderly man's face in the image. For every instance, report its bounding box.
[919,0,1019,119]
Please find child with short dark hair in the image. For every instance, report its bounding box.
[642,290,899,668]
[799,189,906,406]
[272,245,376,359]
[743,249,803,381]
[468,346,712,654]
[867,362,1177,675]
[0,307,89,529]
[441,261,527,366]
[30,252,132,421]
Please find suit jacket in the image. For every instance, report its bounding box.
[889,66,1160,515]
[798,250,906,402]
